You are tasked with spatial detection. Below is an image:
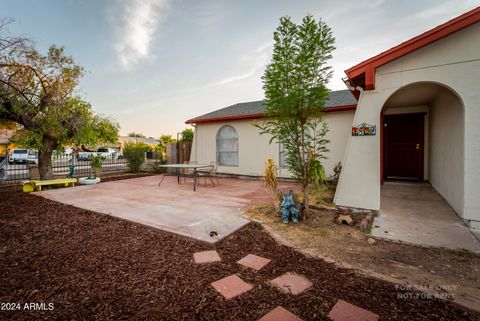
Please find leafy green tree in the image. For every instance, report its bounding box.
[180,128,194,142]
[156,134,177,153]
[0,21,118,179]
[128,132,145,138]
[256,15,335,217]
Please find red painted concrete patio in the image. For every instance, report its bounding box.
[36,175,296,243]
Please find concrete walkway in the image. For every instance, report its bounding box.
[373,182,480,253]
[36,175,289,244]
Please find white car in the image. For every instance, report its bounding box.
[8,149,38,164]
[96,147,118,160]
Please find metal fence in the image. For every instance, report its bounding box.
[0,151,128,184]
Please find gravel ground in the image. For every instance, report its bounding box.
[1,188,479,320]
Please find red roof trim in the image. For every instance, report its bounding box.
[345,6,480,90]
[185,104,357,124]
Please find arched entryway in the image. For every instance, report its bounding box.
[374,82,474,250]
[381,82,464,213]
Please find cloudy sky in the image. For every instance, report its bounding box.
[2,0,479,137]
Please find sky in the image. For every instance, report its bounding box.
[2,0,479,138]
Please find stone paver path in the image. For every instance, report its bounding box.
[270,272,313,295]
[196,250,380,319]
[210,274,253,300]
[258,306,304,321]
[193,250,221,264]
[328,299,379,321]
[237,254,271,271]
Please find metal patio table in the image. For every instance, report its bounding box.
[157,164,212,191]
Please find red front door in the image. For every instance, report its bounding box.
[383,113,425,181]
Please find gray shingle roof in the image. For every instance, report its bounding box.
[186,89,357,124]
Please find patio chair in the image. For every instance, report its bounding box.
[197,162,219,187]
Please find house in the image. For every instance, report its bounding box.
[117,136,160,150]
[186,7,480,230]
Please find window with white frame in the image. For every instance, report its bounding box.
[279,142,288,168]
[216,125,238,166]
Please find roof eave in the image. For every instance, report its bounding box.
[345,6,480,90]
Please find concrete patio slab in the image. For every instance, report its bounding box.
[35,175,295,244]
[373,182,480,253]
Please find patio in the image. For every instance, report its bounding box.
[35,175,294,243]
[373,182,480,253]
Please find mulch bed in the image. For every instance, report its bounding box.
[1,189,479,320]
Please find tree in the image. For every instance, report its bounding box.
[0,20,118,179]
[156,134,177,153]
[256,15,335,218]
[180,128,194,142]
[128,132,145,138]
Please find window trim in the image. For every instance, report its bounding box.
[216,125,239,167]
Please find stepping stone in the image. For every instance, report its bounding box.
[211,274,253,300]
[328,300,379,321]
[193,250,221,264]
[237,254,271,271]
[270,272,312,295]
[259,306,304,321]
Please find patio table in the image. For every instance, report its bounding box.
[157,164,212,191]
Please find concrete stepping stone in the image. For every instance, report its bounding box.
[258,306,304,321]
[193,250,221,264]
[211,274,253,300]
[327,299,379,321]
[237,254,271,271]
[270,272,313,295]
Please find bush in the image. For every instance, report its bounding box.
[123,142,148,173]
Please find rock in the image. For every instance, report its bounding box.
[367,238,376,245]
[336,214,354,226]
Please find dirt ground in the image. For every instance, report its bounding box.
[246,203,480,313]
[1,188,479,320]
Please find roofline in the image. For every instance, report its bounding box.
[185,104,357,124]
[345,6,480,90]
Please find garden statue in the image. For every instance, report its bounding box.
[67,156,75,178]
[280,190,299,224]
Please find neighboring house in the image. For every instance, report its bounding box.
[186,7,480,230]
[117,136,160,150]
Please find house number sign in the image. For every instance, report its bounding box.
[352,122,376,136]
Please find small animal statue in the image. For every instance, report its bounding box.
[280,190,299,224]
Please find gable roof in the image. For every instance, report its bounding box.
[346,6,480,90]
[185,89,357,124]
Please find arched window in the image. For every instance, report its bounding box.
[216,125,238,166]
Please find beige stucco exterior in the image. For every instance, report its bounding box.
[334,22,480,229]
[191,110,355,178]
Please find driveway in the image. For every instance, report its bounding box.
[36,175,291,243]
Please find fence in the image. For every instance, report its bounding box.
[0,150,128,184]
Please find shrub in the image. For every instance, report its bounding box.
[123,142,148,173]
[263,158,279,210]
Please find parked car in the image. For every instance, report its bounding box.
[96,147,118,160]
[77,151,96,161]
[8,149,38,164]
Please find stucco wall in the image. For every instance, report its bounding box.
[191,110,355,178]
[334,22,480,227]
[429,90,464,215]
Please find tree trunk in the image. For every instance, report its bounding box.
[38,137,56,180]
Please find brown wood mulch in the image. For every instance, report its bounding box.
[0,189,478,321]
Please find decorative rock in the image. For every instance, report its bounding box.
[367,238,376,245]
[336,214,354,226]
